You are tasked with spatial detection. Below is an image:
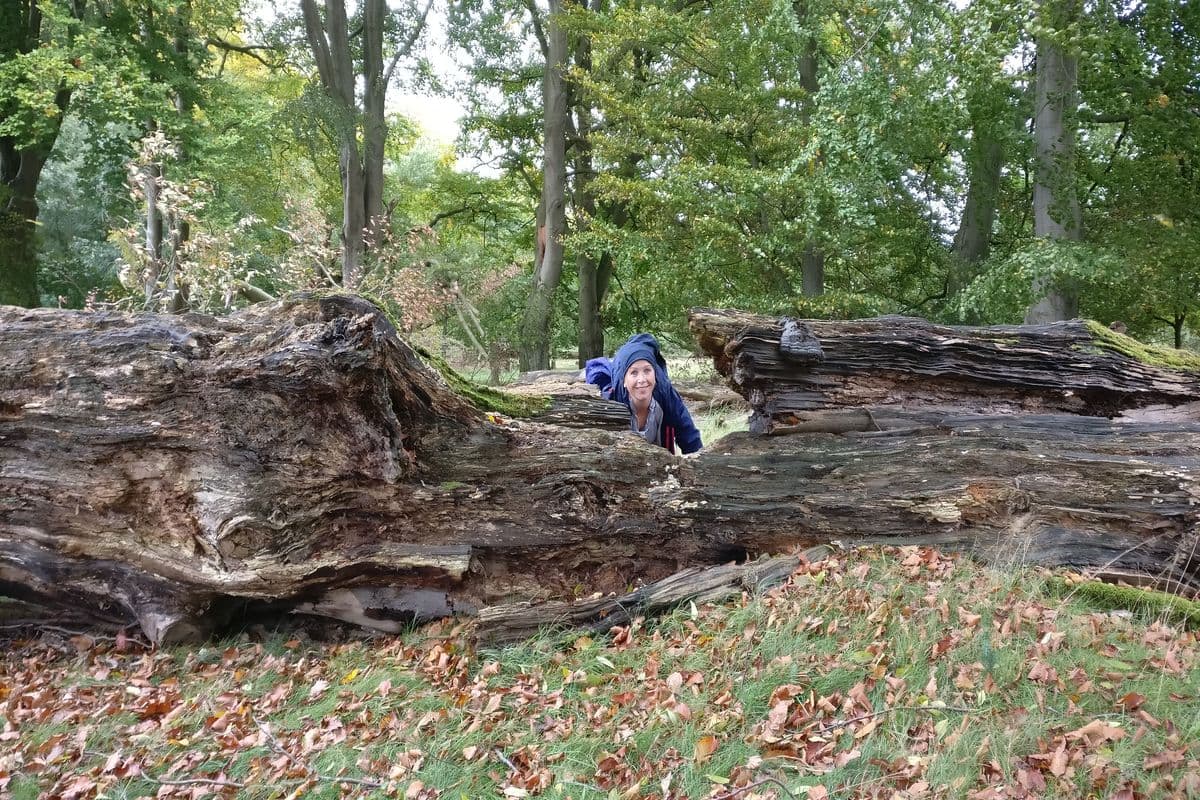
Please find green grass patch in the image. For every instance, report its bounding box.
[5,549,1200,798]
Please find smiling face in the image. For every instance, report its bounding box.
[623,359,656,406]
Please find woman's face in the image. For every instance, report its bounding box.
[623,359,656,404]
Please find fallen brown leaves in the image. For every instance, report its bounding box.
[2,546,1199,799]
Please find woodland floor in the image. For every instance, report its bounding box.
[2,546,1199,799]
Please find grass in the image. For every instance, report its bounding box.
[693,405,751,448]
[3,547,1199,799]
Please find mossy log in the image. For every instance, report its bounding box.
[2,295,1199,644]
[689,309,1200,432]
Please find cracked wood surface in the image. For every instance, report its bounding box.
[2,296,1198,642]
[689,309,1200,430]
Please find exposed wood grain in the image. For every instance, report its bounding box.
[3,296,1198,643]
[689,309,1200,430]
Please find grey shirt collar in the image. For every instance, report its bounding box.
[630,397,663,445]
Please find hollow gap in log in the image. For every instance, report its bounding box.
[203,599,415,642]
[712,542,751,565]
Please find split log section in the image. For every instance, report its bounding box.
[1,296,1198,643]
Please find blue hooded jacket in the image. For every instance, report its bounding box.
[585,333,703,454]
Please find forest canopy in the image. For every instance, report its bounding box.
[2,0,1198,364]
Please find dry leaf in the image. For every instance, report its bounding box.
[693,735,718,764]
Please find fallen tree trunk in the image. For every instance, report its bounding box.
[2,295,1198,644]
[689,309,1200,431]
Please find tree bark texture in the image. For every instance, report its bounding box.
[689,308,1200,430]
[519,0,568,371]
[1026,0,1082,323]
[3,296,1200,644]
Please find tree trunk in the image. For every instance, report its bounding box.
[575,135,605,363]
[949,20,1010,289]
[1026,0,1082,324]
[795,0,825,297]
[951,119,1004,273]
[362,0,387,245]
[574,19,604,366]
[0,195,40,307]
[689,308,1200,430]
[3,297,1200,643]
[142,160,165,305]
[0,0,78,309]
[519,0,568,371]
[0,133,56,307]
[301,0,366,288]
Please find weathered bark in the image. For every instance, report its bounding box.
[690,309,1200,430]
[477,551,823,645]
[520,0,568,371]
[3,297,1200,645]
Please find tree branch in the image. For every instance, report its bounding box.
[522,0,550,59]
[1086,118,1130,201]
[205,37,281,68]
[428,205,475,228]
[299,0,337,92]
[384,0,434,86]
[1082,112,1132,124]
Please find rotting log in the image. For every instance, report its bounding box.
[2,295,1199,644]
[689,309,1200,431]
[475,550,824,646]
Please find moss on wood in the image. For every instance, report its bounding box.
[1083,320,1200,371]
[1046,575,1200,627]
[414,347,550,418]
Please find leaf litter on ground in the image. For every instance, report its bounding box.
[2,545,1199,799]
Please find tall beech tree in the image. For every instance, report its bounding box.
[1025,0,1083,323]
[299,0,432,289]
[518,0,568,370]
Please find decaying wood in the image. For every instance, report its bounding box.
[2,295,1199,644]
[476,549,826,645]
[529,395,630,429]
[689,309,1200,431]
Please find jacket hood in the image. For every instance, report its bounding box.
[611,333,669,404]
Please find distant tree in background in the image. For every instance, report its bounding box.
[299,0,432,289]
[0,0,89,306]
